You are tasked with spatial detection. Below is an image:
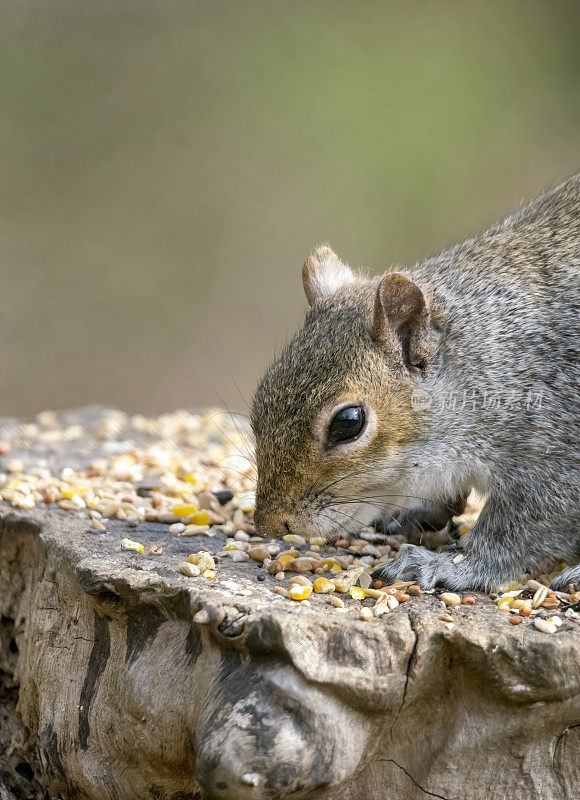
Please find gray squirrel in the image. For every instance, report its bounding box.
[251,174,580,591]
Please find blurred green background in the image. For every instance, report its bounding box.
[1,0,578,419]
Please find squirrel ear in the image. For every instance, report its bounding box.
[302,245,355,306]
[371,272,430,373]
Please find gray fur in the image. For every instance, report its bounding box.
[252,174,580,591]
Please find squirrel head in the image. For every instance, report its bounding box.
[251,245,437,540]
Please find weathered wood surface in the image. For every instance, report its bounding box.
[0,409,578,800]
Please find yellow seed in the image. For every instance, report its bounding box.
[288,584,312,601]
[188,552,215,571]
[121,538,144,554]
[313,577,336,593]
[190,509,210,526]
[173,504,198,517]
[203,569,215,579]
[283,533,307,545]
[350,586,366,600]
[309,537,327,546]
[498,601,512,611]
[223,540,247,551]
[278,550,299,568]
[62,486,90,499]
[321,559,343,571]
[497,596,513,607]
[184,473,198,485]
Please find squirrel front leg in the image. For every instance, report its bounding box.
[373,488,569,592]
[376,492,469,549]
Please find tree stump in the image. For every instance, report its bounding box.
[0,408,578,800]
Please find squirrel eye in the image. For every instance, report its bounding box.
[327,405,366,447]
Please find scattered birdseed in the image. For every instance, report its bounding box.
[532,586,548,609]
[533,618,557,634]
[169,523,186,534]
[179,562,200,577]
[359,608,373,622]
[333,567,364,592]
[313,577,335,593]
[289,575,313,588]
[121,538,143,553]
[1,409,577,630]
[249,546,269,561]
[188,552,216,571]
[440,592,461,606]
[283,533,306,545]
[289,584,312,601]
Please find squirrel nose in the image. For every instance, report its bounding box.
[253,506,290,539]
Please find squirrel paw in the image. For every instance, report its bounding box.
[550,564,580,592]
[372,543,469,590]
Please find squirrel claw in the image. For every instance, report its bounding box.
[372,543,467,590]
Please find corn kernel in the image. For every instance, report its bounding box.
[121,538,144,554]
[288,584,312,601]
[313,577,335,593]
[62,485,89,499]
[190,510,210,526]
[188,552,215,571]
[283,533,307,545]
[203,569,215,579]
[309,536,327,546]
[278,550,299,568]
[184,473,198,485]
[350,586,366,600]
[321,558,343,571]
[173,504,198,517]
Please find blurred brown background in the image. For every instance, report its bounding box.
[1,0,578,419]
